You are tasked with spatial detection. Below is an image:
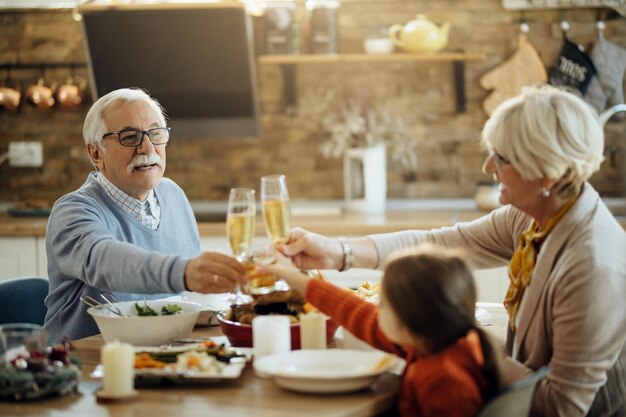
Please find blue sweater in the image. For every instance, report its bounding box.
[43,173,201,343]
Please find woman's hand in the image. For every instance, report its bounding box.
[261,251,312,296]
[184,251,247,293]
[279,227,344,270]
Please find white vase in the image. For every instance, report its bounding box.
[343,144,387,215]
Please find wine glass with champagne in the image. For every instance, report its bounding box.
[252,174,291,294]
[226,187,256,304]
[260,175,291,244]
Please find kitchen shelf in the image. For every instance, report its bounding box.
[0,62,87,70]
[257,51,485,112]
[257,52,484,65]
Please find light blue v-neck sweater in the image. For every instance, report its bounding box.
[43,173,201,343]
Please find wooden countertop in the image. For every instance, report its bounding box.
[1,205,624,238]
[0,214,49,237]
[0,208,487,237]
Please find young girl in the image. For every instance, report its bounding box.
[263,244,500,417]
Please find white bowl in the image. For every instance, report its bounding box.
[87,300,202,346]
[363,38,394,54]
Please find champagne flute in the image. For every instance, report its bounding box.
[260,175,291,244]
[261,174,322,280]
[226,188,256,304]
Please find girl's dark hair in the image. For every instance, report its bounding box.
[382,245,500,399]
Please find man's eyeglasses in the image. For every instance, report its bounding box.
[487,149,511,172]
[102,127,171,147]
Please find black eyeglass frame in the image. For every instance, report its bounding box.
[102,127,171,148]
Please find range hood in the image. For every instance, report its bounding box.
[79,2,260,138]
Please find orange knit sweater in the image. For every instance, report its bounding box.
[306,279,489,417]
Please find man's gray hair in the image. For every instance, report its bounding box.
[481,85,604,198]
[82,88,167,149]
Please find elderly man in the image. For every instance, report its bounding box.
[44,88,245,343]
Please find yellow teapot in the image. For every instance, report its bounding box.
[388,14,451,53]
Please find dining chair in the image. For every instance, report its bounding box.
[476,366,549,417]
[0,276,49,325]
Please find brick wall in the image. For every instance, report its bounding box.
[1,1,624,204]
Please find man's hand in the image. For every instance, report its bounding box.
[184,251,246,293]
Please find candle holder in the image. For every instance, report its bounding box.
[96,389,139,403]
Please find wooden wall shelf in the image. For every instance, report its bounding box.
[1,62,87,70]
[256,52,485,113]
[257,52,485,65]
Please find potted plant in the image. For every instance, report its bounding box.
[299,88,420,214]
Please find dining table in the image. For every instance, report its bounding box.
[0,303,507,417]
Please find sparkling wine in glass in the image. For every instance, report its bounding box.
[260,175,291,244]
[226,188,256,304]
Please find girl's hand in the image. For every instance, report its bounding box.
[261,251,312,296]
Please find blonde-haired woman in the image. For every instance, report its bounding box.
[281,86,626,417]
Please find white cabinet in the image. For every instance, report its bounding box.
[0,237,48,281]
[0,237,38,281]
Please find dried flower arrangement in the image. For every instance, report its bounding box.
[298,88,421,177]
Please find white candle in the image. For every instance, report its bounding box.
[300,311,327,350]
[101,341,135,396]
[252,315,291,359]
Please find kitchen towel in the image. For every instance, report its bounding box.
[549,37,597,96]
[585,31,626,116]
[480,33,548,116]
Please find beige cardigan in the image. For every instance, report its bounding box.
[369,183,626,417]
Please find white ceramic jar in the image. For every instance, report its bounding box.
[474,182,501,211]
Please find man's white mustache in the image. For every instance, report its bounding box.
[127,153,163,173]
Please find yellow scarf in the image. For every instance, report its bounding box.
[504,197,577,330]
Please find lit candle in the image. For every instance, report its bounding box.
[101,341,135,396]
[300,311,327,349]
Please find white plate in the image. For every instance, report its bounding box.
[253,349,396,394]
[91,343,249,384]
[92,362,245,384]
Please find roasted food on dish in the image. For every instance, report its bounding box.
[224,289,311,324]
[353,280,381,304]
[134,340,246,370]
[225,284,321,324]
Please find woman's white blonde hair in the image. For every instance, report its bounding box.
[82,87,167,150]
[481,85,604,198]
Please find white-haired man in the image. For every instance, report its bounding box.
[44,88,245,343]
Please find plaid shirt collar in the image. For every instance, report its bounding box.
[94,172,160,231]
